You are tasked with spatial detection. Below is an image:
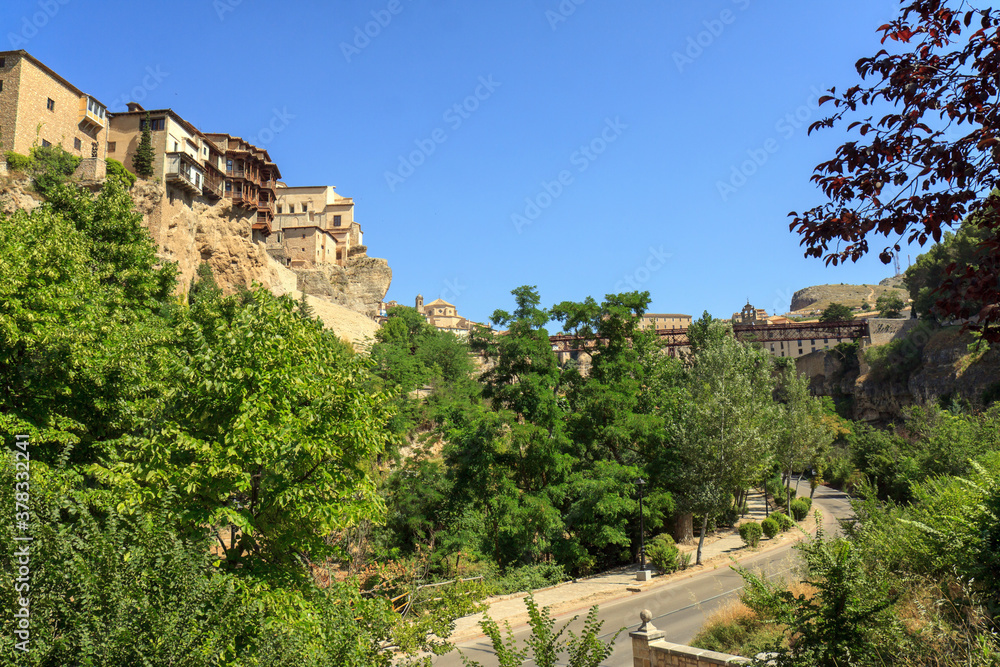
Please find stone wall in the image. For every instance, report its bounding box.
[867,317,918,346]
[631,611,749,667]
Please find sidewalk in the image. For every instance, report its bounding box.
[447,490,816,644]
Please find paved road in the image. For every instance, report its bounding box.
[436,485,854,666]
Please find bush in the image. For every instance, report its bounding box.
[5,150,32,171]
[739,522,763,549]
[486,563,567,596]
[790,498,809,521]
[646,533,680,573]
[799,497,812,511]
[771,512,794,532]
[29,144,81,196]
[106,158,136,189]
[761,517,779,539]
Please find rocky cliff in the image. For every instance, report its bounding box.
[292,256,392,320]
[1,177,388,348]
[799,326,1000,422]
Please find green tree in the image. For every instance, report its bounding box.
[740,537,903,667]
[819,302,854,323]
[905,217,994,321]
[133,111,155,178]
[674,321,776,564]
[875,292,905,318]
[0,179,175,465]
[97,288,395,574]
[774,366,835,508]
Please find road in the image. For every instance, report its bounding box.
[435,484,854,666]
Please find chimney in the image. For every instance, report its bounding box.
[126,102,145,112]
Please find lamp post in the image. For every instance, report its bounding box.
[637,477,646,574]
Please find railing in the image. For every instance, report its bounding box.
[226,167,246,178]
[165,153,202,193]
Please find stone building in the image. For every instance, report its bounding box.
[639,313,692,330]
[0,50,107,177]
[415,294,477,335]
[733,302,849,359]
[271,185,364,267]
[203,133,281,243]
[107,104,224,207]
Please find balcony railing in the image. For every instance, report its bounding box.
[165,153,203,195]
[226,167,246,178]
[202,171,223,199]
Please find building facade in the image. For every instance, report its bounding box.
[415,294,477,335]
[0,50,107,173]
[107,104,224,205]
[639,313,693,331]
[272,185,364,267]
[203,133,281,242]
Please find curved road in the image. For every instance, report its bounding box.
[436,484,854,666]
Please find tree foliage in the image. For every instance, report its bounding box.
[789,1,1000,341]
[819,302,855,322]
[133,112,155,178]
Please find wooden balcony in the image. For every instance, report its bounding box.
[165,152,203,196]
[202,170,223,199]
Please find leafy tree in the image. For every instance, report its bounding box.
[819,302,854,322]
[0,180,175,465]
[28,144,81,196]
[905,216,994,321]
[774,366,835,508]
[673,321,776,564]
[97,288,395,574]
[741,537,903,667]
[788,1,1000,341]
[133,111,155,178]
[876,292,905,318]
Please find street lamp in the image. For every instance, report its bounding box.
[637,477,646,574]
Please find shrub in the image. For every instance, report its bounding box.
[106,158,136,189]
[739,522,763,549]
[486,563,567,596]
[790,499,810,521]
[348,244,368,257]
[5,150,32,171]
[678,552,692,570]
[646,533,680,573]
[29,144,81,196]
[800,497,812,511]
[771,512,794,532]
[761,517,780,539]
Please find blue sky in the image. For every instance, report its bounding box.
[4,0,916,324]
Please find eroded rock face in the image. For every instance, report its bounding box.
[292,256,392,319]
[0,174,40,215]
[131,181,288,295]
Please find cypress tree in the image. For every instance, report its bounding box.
[133,112,155,178]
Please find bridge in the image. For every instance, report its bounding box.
[549,320,869,358]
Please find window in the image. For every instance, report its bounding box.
[173,141,179,152]
[0,57,5,67]
[0,80,3,92]
[798,340,802,347]
[41,139,51,147]
[333,214,342,227]
[74,137,81,150]
[107,141,116,152]
[302,203,308,212]
[46,98,55,111]
[142,118,165,131]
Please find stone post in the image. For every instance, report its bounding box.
[629,609,664,667]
